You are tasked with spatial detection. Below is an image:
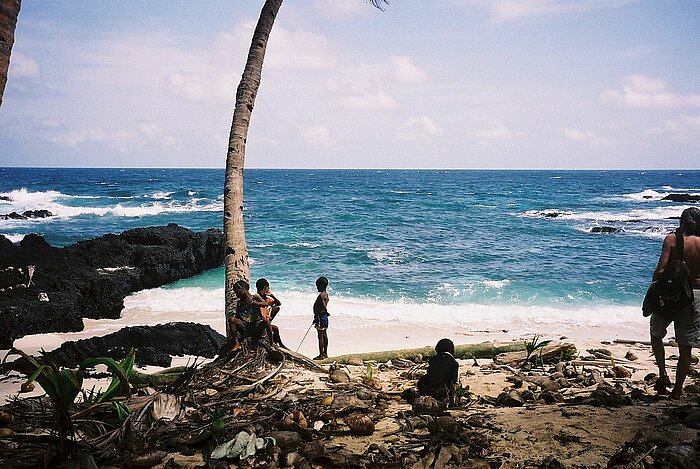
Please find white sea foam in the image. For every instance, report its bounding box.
[0,188,222,221]
[622,189,666,201]
[0,233,25,243]
[149,191,174,200]
[521,205,687,223]
[364,246,408,265]
[122,287,642,341]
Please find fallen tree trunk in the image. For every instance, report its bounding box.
[493,342,577,367]
[321,341,527,365]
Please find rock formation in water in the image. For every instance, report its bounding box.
[0,224,224,348]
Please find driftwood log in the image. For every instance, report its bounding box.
[320,341,527,365]
[493,342,577,367]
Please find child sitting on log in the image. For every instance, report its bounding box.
[417,338,459,406]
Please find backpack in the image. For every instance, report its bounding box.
[642,229,694,317]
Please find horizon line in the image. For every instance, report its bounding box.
[1,166,699,171]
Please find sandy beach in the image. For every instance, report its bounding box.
[3,305,700,467]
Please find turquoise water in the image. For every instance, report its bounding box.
[1,168,698,324]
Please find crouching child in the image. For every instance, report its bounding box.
[417,338,459,406]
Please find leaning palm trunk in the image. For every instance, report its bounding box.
[223,0,283,337]
[0,0,21,107]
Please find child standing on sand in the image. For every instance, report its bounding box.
[313,276,330,360]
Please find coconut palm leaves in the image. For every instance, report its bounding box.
[80,348,135,403]
[3,348,84,460]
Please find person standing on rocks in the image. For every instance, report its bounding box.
[650,207,700,398]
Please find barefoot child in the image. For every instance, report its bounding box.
[254,278,285,348]
[313,276,330,360]
[228,280,272,352]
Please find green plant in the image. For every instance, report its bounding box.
[556,349,576,363]
[111,401,131,425]
[79,348,135,403]
[522,335,552,368]
[3,348,83,460]
[363,364,373,381]
[207,407,228,441]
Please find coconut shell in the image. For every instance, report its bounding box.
[346,414,375,436]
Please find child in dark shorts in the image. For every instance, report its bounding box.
[313,276,330,360]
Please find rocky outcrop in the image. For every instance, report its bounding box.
[662,193,700,203]
[1,210,53,220]
[0,224,224,348]
[590,227,623,234]
[46,323,227,368]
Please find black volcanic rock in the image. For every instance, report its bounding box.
[46,322,227,368]
[662,193,700,203]
[0,224,224,348]
[23,210,53,218]
[590,227,623,234]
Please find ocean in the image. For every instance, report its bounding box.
[2,168,699,349]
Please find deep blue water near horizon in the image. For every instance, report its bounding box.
[1,167,699,313]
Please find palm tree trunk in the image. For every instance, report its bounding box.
[224,0,283,337]
[0,0,21,108]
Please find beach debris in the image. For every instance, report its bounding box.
[19,382,35,393]
[150,393,181,421]
[496,390,524,407]
[625,351,638,361]
[282,409,308,430]
[210,431,276,461]
[329,365,351,384]
[494,341,577,367]
[346,413,375,435]
[412,395,445,413]
[347,356,363,366]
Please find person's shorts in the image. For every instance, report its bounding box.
[315,314,329,331]
[650,289,700,346]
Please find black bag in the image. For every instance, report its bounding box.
[642,229,694,318]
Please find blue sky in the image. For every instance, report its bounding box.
[1,0,698,169]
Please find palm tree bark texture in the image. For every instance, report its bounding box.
[224,0,283,337]
[0,0,21,108]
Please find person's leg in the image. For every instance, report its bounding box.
[314,329,324,360]
[271,325,285,348]
[321,330,328,358]
[669,296,700,398]
[671,344,692,398]
[650,314,672,392]
[651,335,668,378]
[228,318,244,352]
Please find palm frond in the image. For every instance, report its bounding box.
[366,0,390,11]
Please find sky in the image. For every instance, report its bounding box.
[1,0,699,169]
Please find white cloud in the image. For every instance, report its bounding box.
[10,52,40,79]
[338,91,398,111]
[312,0,366,19]
[468,125,520,144]
[646,114,700,142]
[300,125,337,147]
[602,75,700,108]
[50,122,174,149]
[390,56,428,83]
[267,27,337,71]
[398,116,443,140]
[462,0,639,23]
[563,127,613,146]
[166,72,237,102]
